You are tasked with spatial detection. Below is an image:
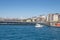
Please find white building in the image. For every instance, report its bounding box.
[46,14,53,22]
[53,14,58,22]
[47,13,59,22]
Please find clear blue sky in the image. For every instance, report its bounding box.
[0,0,60,18]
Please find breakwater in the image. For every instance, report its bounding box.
[0,22,36,25]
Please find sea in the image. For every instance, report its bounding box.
[0,25,60,40]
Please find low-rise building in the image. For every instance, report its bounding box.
[26,18,32,22]
[31,17,37,22]
[37,15,46,23]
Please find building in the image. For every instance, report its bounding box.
[31,17,37,22]
[53,14,59,22]
[47,13,60,26]
[0,18,4,21]
[25,18,32,22]
[46,14,54,22]
[36,15,46,23]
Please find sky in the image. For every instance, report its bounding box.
[0,0,60,18]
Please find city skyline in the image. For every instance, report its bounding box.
[0,0,60,18]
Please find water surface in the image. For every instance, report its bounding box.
[0,25,60,40]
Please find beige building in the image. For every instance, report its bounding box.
[31,17,37,22]
[26,18,32,22]
[53,14,58,22]
[26,20,31,22]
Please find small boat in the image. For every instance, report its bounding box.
[35,23,43,27]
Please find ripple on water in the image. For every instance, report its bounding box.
[0,25,60,40]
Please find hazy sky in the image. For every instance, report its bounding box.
[0,0,60,18]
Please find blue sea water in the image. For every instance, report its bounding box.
[0,25,60,40]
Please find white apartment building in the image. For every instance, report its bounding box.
[53,14,58,22]
[47,13,59,22]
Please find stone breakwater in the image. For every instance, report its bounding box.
[0,22,36,25]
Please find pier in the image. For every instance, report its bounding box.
[0,21,36,25]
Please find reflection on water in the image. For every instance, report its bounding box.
[0,25,60,40]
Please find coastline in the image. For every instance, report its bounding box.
[0,22,36,25]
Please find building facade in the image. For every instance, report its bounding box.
[47,13,60,26]
[53,14,59,22]
[46,14,53,22]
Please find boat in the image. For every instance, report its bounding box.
[35,23,44,27]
